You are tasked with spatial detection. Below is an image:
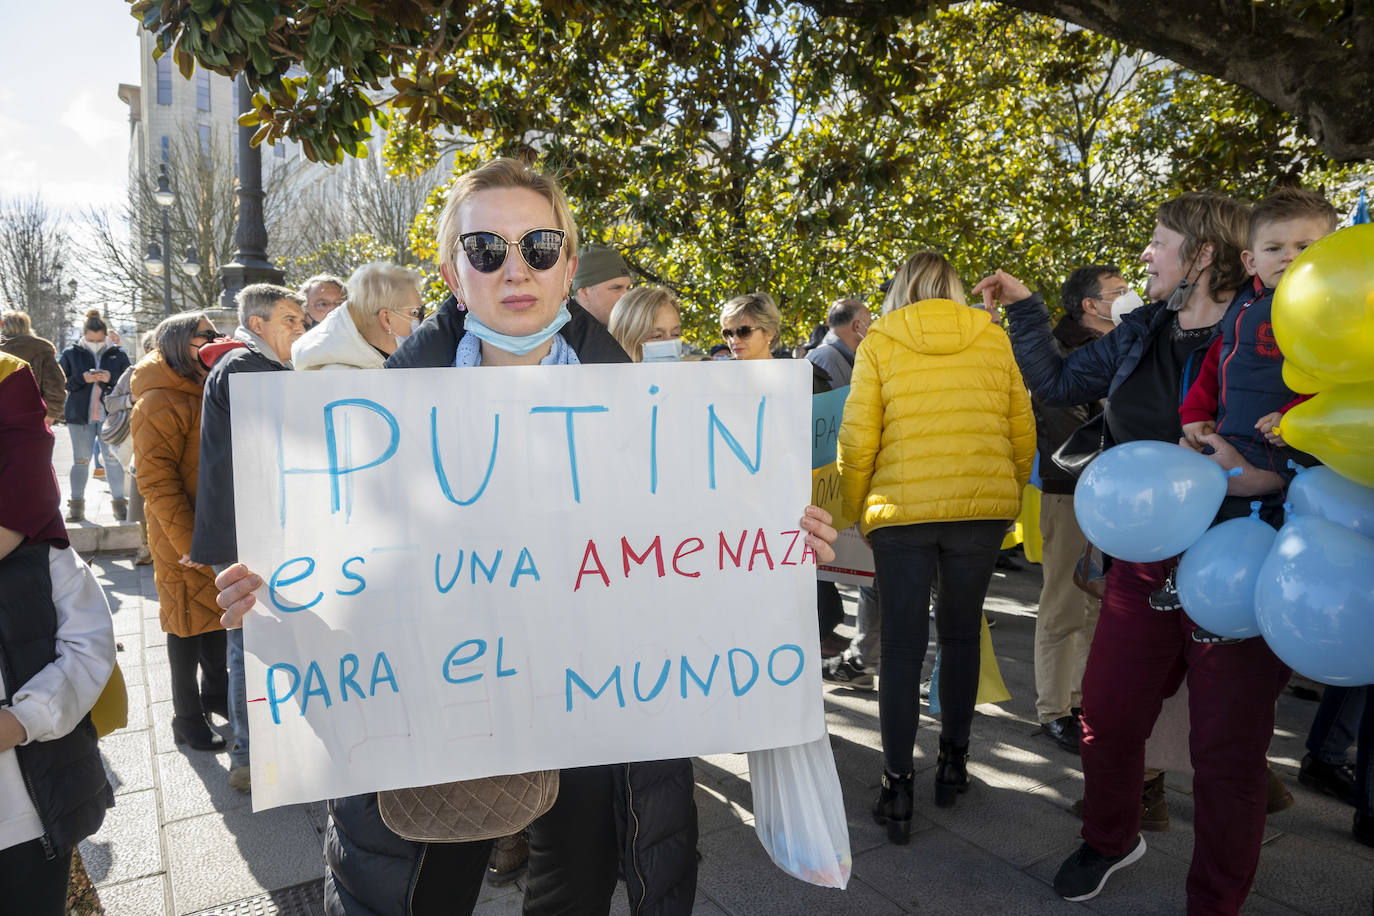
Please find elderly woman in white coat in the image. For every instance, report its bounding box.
[292,262,427,372]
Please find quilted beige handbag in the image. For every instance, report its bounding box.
[378,770,559,842]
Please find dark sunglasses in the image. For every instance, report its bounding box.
[459,228,566,273]
[721,325,762,341]
[192,329,218,343]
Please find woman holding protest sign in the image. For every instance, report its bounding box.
[837,250,1035,839]
[214,158,840,916]
[974,192,1289,913]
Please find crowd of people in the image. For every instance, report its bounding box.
[0,157,1368,916]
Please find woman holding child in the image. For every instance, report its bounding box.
[214,158,839,916]
[976,191,1297,915]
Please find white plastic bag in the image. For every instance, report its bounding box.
[747,732,852,889]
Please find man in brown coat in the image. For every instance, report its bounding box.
[1,311,66,423]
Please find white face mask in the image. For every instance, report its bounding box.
[1111,290,1146,324]
[83,339,106,356]
[641,338,683,363]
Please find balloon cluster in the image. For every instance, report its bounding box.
[1076,444,1374,686]
[1272,223,1374,487]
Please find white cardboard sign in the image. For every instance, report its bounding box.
[229,361,822,810]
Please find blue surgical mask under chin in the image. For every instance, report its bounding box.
[463,305,572,356]
[393,318,421,344]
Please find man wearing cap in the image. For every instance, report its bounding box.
[572,245,633,326]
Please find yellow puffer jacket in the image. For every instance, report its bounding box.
[838,299,1036,535]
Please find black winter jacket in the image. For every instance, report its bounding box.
[189,340,290,566]
[1005,294,1213,440]
[1032,316,1101,495]
[0,543,113,856]
[329,296,699,916]
[57,344,130,426]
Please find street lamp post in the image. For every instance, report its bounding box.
[142,163,201,316]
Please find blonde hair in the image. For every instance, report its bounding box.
[2,311,32,338]
[609,287,681,362]
[719,292,782,347]
[345,261,424,329]
[882,251,965,314]
[436,158,579,275]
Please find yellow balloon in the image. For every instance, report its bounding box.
[1282,360,1327,394]
[1272,223,1374,387]
[1277,379,1374,487]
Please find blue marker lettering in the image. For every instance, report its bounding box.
[509,547,541,587]
[470,550,503,585]
[269,557,323,613]
[300,660,332,713]
[496,637,517,678]
[633,659,671,702]
[649,385,660,494]
[323,399,400,514]
[266,662,300,725]
[767,644,804,686]
[728,648,759,696]
[431,409,500,505]
[435,551,465,593]
[707,397,766,489]
[680,653,720,698]
[529,405,610,503]
[369,652,399,696]
[565,665,624,711]
[442,639,487,684]
[337,556,366,596]
[338,653,365,701]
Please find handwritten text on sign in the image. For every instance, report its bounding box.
[230,361,820,810]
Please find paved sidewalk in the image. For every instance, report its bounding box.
[54,438,1374,914]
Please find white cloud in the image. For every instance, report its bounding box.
[60,91,128,150]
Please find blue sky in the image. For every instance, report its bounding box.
[1,2,142,215]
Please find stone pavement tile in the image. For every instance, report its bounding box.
[100,728,155,796]
[147,660,172,704]
[854,827,1066,915]
[81,788,163,886]
[964,731,1083,794]
[145,615,168,647]
[694,822,902,915]
[164,804,323,914]
[1246,832,1374,915]
[1026,834,1191,915]
[918,776,1088,869]
[697,750,750,778]
[111,602,144,638]
[696,778,754,836]
[472,882,525,915]
[116,635,146,682]
[156,748,248,822]
[1269,783,1374,864]
[95,874,169,916]
[124,682,150,732]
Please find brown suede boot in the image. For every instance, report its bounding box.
[66,498,85,522]
[1140,772,1170,831]
[486,830,529,886]
[1266,766,1295,814]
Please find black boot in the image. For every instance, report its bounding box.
[172,715,226,751]
[935,738,970,808]
[872,769,914,844]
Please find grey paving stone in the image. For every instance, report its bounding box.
[695,778,754,836]
[94,874,169,916]
[115,633,146,683]
[695,822,902,915]
[150,699,231,756]
[918,774,1089,869]
[472,882,525,915]
[145,615,167,648]
[1246,831,1374,915]
[147,661,172,704]
[100,728,155,796]
[855,827,1065,915]
[164,805,323,914]
[111,600,144,637]
[80,788,163,886]
[156,748,248,823]
[124,681,150,733]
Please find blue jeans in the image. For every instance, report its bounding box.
[226,626,250,768]
[68,421,125,501]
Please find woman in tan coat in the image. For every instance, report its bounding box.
[131,312,227,751]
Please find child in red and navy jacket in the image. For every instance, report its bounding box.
[1156,188,1338,640]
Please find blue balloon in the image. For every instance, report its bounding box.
[1287,465,1374,537]
[1176,514,1276,638]
[1074,441,1229,562]
[1254,516,1374,686]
